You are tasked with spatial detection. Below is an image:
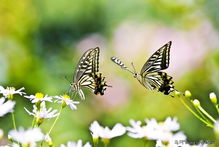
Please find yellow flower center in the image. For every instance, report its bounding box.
[63,94,70,100]
[23,143,31,147]
[61,94,70,108]
[35,93,44,99]
[7,87,15,100]
[7,87,15,91]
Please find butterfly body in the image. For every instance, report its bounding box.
[111,41,175,95]
[71,47,109,100]
[91,73,108,95]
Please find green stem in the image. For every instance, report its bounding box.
[179,97,213,128]
[194,104,211,123]
[48,106,63,135]
[32,117,36,128]
[143,139,149,147]
[104,142,109,147]
[92,138,99,147]
[11,112,17,130]
[215,104,219,114]
[102,138,109,147]
[198,106,216,123]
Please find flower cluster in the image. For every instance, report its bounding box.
[8,127,44,147]
[176,90,219,129]
[126,117,186,146]
[0,85,81,146]
[0,85,218,147]
[0,86,25,117]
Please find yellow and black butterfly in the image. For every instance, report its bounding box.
[111,41,175,95]
[71,47,109,100]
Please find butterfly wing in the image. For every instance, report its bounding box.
[74,47,99,82]
[140,41,171,74]
[141,72,174,95]
[72,47,109,98]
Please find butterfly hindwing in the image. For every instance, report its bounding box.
[140,41,171,74]
[142,72,174,95]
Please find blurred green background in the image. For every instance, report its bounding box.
[1,0,219,146]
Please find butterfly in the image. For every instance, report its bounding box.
[70,47,110,100]
[111,41,175,95]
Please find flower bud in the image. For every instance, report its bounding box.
[174,91,181,97]
[193,99,200,107]
[209,92,217,104]
[185,90,192,98]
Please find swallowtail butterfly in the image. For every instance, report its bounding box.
[111,41,175,95]
[71,47,109,100]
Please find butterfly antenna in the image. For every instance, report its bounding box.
[131,62,137,73]
[66,86,71,95]
[64,76,71,84]
[131,62,139,78]
[72,91,78,100]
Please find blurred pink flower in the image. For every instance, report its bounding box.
[76,33,107,63]
[94,76,131,110]
[76,33,106,52]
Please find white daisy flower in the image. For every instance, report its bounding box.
[24,101,59,125]
[127,117,181,141]
[60,140,92,147]
[126,119,148,139]
[127,118,163,140]
[8,127,44,146]
[156,132,187,147]
[161,117,180,132]
[54,95,79,110]
[89,121,126,139]
[0,97,16,117]
[24,93,53,103]
[99,123,126,139]
[89,121,102,139]
[0,86,25,99]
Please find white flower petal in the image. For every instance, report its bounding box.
[24,102,59,119]
[60,140,91,147]
[89,121,126,139]
[54,96,79,111]
[89,121,102,138]
[9,127,44,145]
[110,123,126,137]
[0,86,25,98]
[0,97,16,117]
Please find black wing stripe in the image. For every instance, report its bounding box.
[140,41,171,73]
[74,48,100,82]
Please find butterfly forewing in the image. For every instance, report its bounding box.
[74,47,99,82]
[140,41,171,74]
